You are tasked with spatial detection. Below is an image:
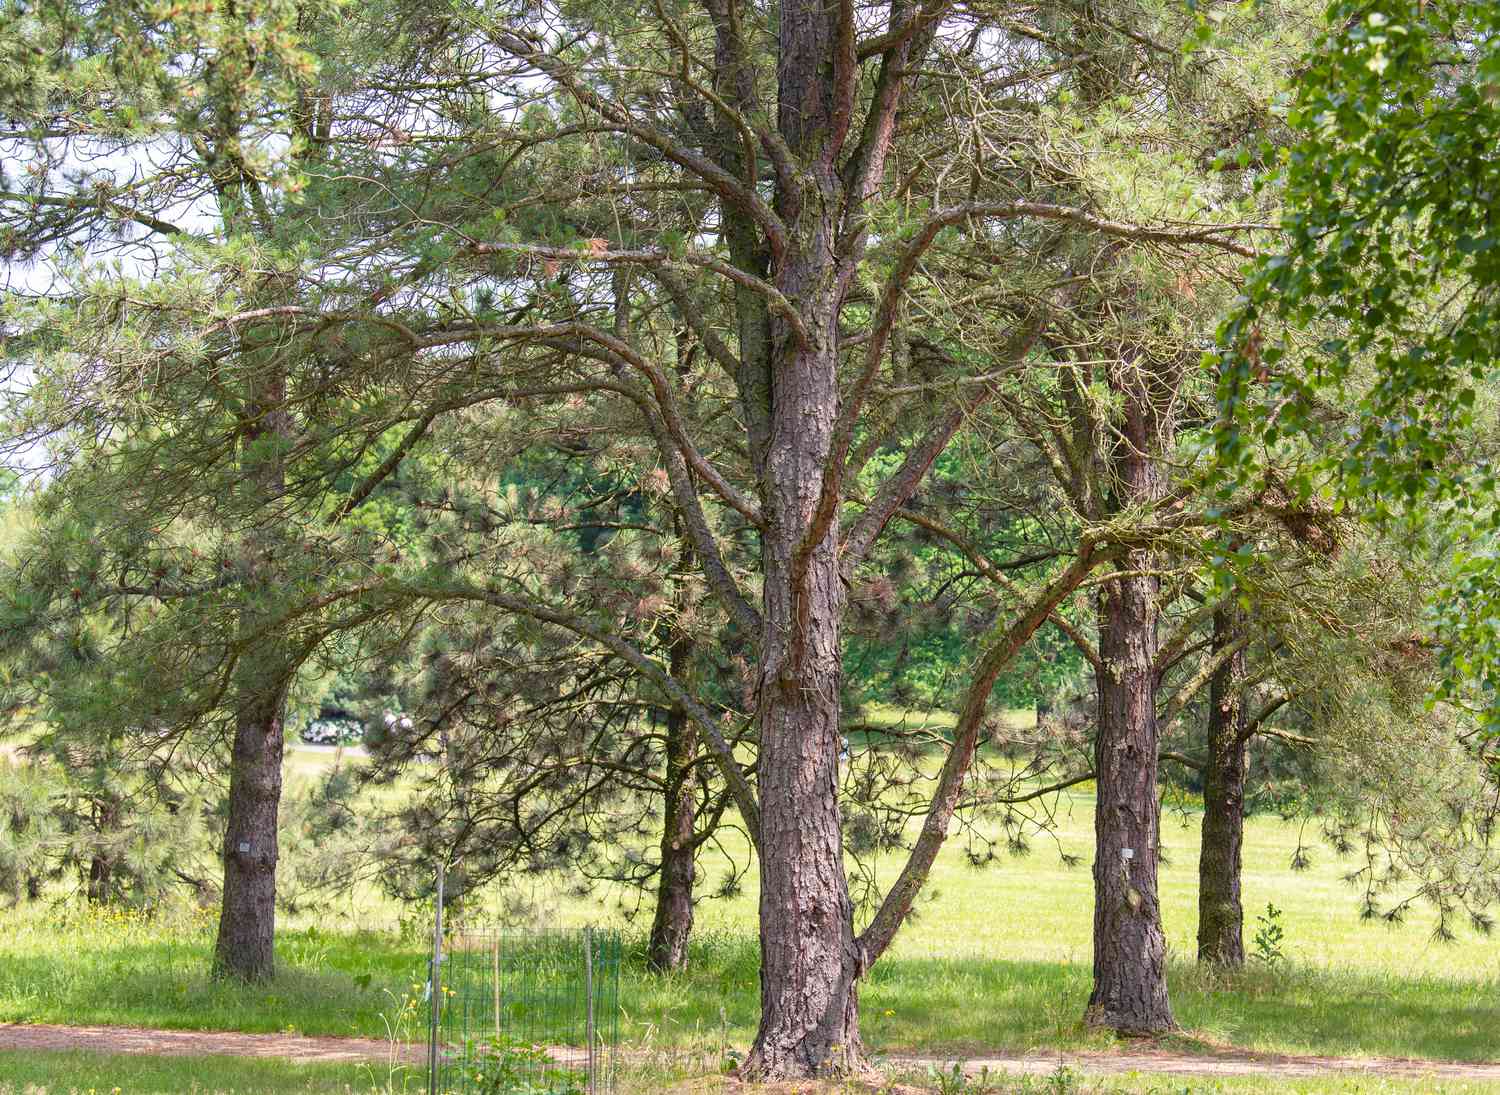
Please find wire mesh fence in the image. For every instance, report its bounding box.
[427,927,622,1095]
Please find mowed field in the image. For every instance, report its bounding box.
[2,712,1498,1093]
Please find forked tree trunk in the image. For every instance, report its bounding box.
[1086,374,1176,1035]
[214,696,285,981]
[723,0,931,1070]
[648,633,699,974]
[1198,608,1248,967]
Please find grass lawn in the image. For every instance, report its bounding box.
[0,1050,399,1095]
[5,716,1499,1074]
[886,1070,1500,1095]
[2,775,1497,1068]
[5,1051,1496,1095]
[887,1071,1500,1094]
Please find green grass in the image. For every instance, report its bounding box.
[601,935,1500,1063]
[0,905,426,1039]
[886,1069,1500,1095]
[10,1052,1495,1095]
[6,910,1494,1061]
[0,1050,399,1094]
[2,776,1497,1068]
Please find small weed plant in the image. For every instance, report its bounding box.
[457,1034,586,1095]
[1251,903,1287,968]
[921,1063,1080,1094]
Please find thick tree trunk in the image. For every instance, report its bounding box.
[743,425,863,1074]
[213,364,290,982]
[1198,609,1248,968]
[1086,373,1176,1035]
[648,634,699,974]
[742,231,861,1078]
[745,577,861,1077]
[214,697,285,981]
[729,0,931,1071]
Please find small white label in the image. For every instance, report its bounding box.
[1121,847,1135,860]
[238,842,251,854]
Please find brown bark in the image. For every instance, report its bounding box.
[1198,608,1248,968]
[86,854,112,904]
[742,266,863,1080]
[213,696,285,981]
[737,0,870,1075]
[745,536,862,1076]
[647,633,699,974]
[213,363,291,982]
[85,796,119,904]
[1086,366,1176,1035]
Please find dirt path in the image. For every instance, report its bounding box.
[0,1023,416,1064]
[3,1023,1498,1084]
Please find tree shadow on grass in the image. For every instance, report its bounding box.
[0,930,425,1038]
[851,957,1498,1063]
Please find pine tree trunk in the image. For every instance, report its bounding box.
[647,632,698,974]
[744,620,861,1077]
[214,697,285,981]
[647,760,696,971]
[85,796,118,904]
[213,364,290,982]
[741,220,862,1078]
[1086,370,1176,1035]
[1198,609,1247,968]
[86,855,111,904]
[742,482,863,1075]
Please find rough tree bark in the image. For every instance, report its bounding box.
[737,0,867,1075]
[213,364,291,982]
[742,216,864,1079]
[647,629,699,974]
[1198,607,1248,967]
[1086,364,1176,1035]
[214,693,286,980]
[747,490,862,1075]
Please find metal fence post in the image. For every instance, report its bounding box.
[427,860,445,1095]
[584,927,596,1095]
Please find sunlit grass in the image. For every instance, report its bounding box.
[3,773,1497,1065]
[7,1049,1495,1095]
[5,707,1496,1065]
[0,1050,398,1095]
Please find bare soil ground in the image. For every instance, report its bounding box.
[0,1023,413,1064]
[2,1023,1498,1084]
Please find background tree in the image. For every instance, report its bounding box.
[0,0,452,979]
[1215,0,1500,725]
[0,0,1284,1074]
